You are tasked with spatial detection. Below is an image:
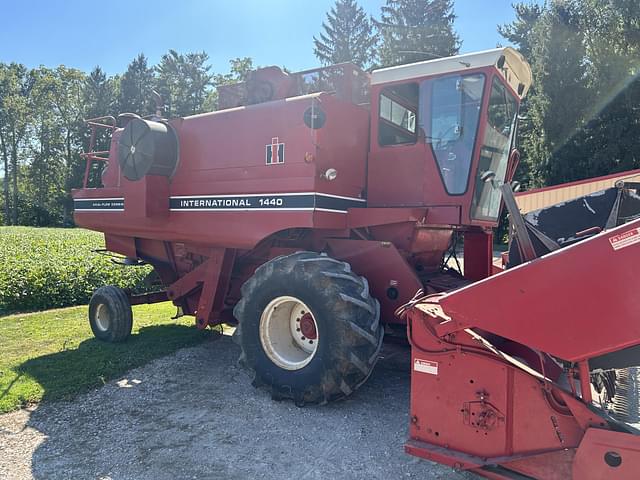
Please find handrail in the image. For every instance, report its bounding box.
[85,115,117,128]
[82,116,118,188]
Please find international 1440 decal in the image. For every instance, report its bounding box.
[74,193,366,213]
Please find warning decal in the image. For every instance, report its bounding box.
[413,358,438,375]
[609,227,640,251]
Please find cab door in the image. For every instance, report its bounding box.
[367,82,426,207]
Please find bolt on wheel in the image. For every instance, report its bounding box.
[259,296,319,370]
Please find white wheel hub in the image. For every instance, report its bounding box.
[259,296,319,370]
[95,303,111,332]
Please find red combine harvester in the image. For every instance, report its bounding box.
[74,48,640,478]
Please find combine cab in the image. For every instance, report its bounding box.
[72,47,640,477]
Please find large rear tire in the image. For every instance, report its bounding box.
[233,251,383,405]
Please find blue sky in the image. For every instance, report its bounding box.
[0,0,527,75]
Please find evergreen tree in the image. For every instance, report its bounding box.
[525,1,589,185]
[84,67,117,119]
[155,50,212,117]
[118,53,154,115]
[80,67,117,190]
[313,0,377,69]
[566,0,640,179]
[377,0,460,66]
[497,2,545,186]
[501,0,640,188]
[497,3,544,58]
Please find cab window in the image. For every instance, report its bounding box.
[471,77,519,221]
[420,74,486,195]
[378,83,418,146]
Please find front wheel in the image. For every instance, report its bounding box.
[233,251,383,405]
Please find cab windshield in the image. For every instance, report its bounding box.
[419,73,485,195]
[418,74,518,217]
[471,77,518,221]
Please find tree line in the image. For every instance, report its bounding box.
[501,0,640,188]
[0,53,253,226]
[1,0,639,227]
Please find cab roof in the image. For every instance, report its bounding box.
[371,47,532,99]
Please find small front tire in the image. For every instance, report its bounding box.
[89,286,133,343]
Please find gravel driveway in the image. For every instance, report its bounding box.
[0,334,468,480]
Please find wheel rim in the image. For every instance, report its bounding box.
[259,296,319,370]
[95,303,111,332]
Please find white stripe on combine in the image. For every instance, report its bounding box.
[169,192,364,202]
[74,209,124,212]
[75,197,124,201]
[169,207,317,212]
[315,192,366,202]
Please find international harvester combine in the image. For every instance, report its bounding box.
[73,47,640,479]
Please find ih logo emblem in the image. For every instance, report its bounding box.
[266,137,284,165]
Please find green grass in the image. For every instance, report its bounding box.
[0,226,152,314]
[0,302,212,413]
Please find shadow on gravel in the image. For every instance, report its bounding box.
[15,336,467,480]
[15,324,212,405]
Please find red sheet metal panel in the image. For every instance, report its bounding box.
[463,229,493,281]
[74,92,370,250]
[438,218,640,362]
[572,428,640,479]
[326,238,422,323]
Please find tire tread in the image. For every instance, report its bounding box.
[233,250,383,405]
